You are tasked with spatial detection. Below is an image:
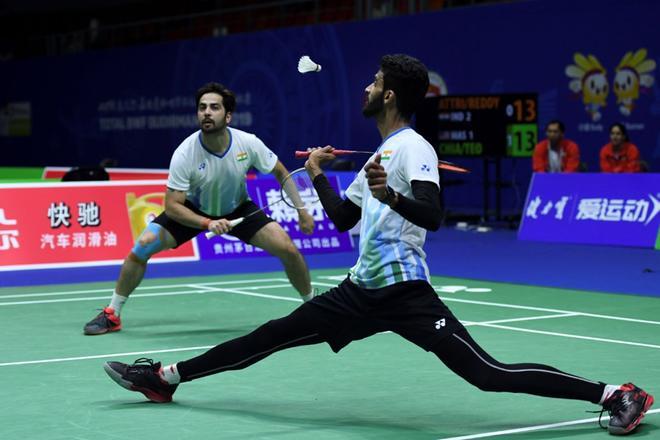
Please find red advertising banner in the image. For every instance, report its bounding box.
[0,180,198,270]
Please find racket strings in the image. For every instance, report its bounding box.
[281,169,320,210]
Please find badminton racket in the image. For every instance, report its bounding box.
[294,149,470,173]
[205,167,318,239]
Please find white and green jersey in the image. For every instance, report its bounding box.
[167,127,278,216]
[345,127,440,289]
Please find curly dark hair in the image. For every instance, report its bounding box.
[380,54,429,120]
[195,82,236,113]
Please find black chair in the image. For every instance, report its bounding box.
[61,166,110,181]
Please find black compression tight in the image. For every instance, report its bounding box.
[432,328,605,403]
[177,309,323,382]
[176,311,605,404]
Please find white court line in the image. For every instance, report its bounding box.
[467,313,580,326]
[434,291,660,326]
[436,409,660,440]
[0,282,297,306]
[0,346,214,367]
[213,287,302,303]
[465,322,660,350]
[0,311,651,368]
[0,289,208,306]
[0,278,287,299]
[4,279,658,327]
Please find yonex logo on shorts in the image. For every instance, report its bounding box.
[435,319,446,330]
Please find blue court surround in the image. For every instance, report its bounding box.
[2,229,658,298]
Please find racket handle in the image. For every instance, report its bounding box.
[204,217,245,239]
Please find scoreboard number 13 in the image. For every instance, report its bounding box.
[507,123,537,157]
[507,98,536,122]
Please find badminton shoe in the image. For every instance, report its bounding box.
[103,358,178,403]
[601,383,654,435]
[84,307,121,335]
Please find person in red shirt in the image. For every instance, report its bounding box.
[600,123,641,173]
[532,120,580,173]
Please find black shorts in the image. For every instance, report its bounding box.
[152,200,274,247]
[301,277,464,353]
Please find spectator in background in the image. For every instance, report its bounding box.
[532,120,580,173]
[600,123,641,173]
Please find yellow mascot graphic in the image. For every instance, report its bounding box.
[565,53,609,122]
[613,48,656,116]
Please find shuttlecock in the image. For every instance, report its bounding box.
[298,55,321,73]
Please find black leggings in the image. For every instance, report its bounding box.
[177,308,604,404]
[431,329,604,403]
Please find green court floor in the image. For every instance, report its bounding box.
[1,269,658,439]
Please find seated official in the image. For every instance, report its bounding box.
[600,123,641,173]
[532,120,580,173]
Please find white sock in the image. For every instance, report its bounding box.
[109,292,127,316]
[301,288,319,302]
[599,384,620,405]
[160,363,181,384]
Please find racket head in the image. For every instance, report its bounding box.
[280,167,320,209]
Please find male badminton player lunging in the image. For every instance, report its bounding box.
[103,55,652,435]
[84,82,315,335]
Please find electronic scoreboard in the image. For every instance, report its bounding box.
[416,93,538,157]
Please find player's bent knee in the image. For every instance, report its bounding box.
[280,240,301,260]
[132,223,167,261]
[127,252,148,264]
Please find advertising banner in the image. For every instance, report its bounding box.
[518,173,660,248]
[199,175,353,259]
[0,180,197,271]
[0,176,354,270]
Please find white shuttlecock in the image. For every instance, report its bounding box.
[298,55,322,73]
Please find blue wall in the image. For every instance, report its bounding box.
[2,0,659,213]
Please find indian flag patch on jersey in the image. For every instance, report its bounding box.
[236,152,248,162]
[381,150,393,161]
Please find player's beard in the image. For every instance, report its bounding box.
[362,91,384,118]
[200,118,226,134]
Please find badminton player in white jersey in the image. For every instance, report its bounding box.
[84,82,315,335]
[102,56,652,436]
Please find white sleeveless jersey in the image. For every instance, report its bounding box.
[345,127,440,289]
[167,127,278,216]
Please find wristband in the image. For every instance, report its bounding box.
[200,218,211,229]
